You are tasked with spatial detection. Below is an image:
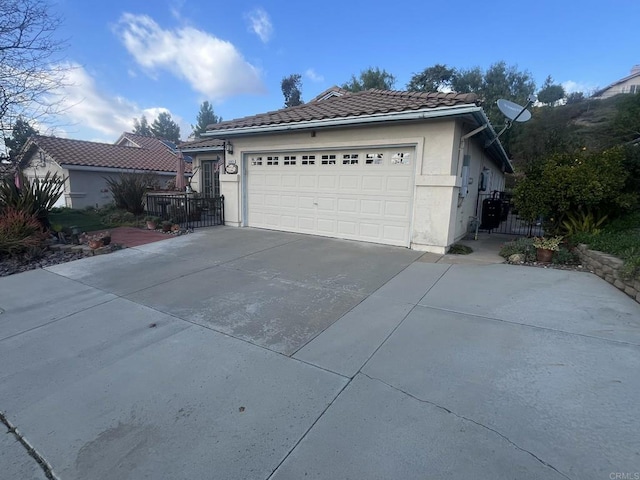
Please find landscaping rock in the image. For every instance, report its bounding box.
[508,253,524,264]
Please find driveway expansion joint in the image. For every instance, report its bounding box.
[1,411,59,480]
[360,373,573,480]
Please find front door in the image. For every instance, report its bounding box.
[201,160,220,198]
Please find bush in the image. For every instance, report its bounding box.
[552,246,580,265]
[499,237,536,262]
[105,173,157,215]
[0,172,66,229]
[448,244,473,255]
[0,208,48,257]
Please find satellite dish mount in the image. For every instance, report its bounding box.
[486,95,536,147]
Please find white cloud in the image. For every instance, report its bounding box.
[114,13,265,99]
[562,80,597,95]
[246,8,273,43]
[305,68,324,83]
[50,63,186,141]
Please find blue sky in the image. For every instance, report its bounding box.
[48,0,639,143]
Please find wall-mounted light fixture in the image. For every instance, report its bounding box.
[225,141,233,154]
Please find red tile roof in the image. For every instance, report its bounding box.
[26,133,191,173]
[206,89,479,132]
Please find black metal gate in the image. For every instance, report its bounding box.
[145,194,224,229]
[475,191,543,236]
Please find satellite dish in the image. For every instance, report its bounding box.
[497,99,531,123]
[485,97,535,147]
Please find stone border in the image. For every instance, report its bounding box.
[577,244,640,303]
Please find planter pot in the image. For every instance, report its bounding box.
[171,224,180,232]
[536,248,554,263]
[162,224,172,232]
[88,239,104,250]
[146,221,157,230]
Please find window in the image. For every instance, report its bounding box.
[365,153,384,165]
[251,156,263,166]
[630,85,639,94]
[283,155,297,165]
[342,153,359,165]
[266,156,279,166]
[391,152,411,165]
[321,154,336,165]
[302,155,316,165]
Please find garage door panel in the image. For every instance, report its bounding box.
[246,147,414,247]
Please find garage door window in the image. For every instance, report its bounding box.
[342,154,359,165]
[284,155,297,165]
[302,155,316,165]
[321,154,336,165]
[365,153,384,165]
[251,156,263,166]
[266,156,279,166]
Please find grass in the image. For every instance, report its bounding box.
[49,205,141,233]
[448,243,473,255]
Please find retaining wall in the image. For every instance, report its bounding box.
[577,244,640,304]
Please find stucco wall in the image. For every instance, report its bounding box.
[24,149,71,207]
[594,76,640,99]
[218,119,505,253]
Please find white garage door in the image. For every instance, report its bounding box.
[245,148,415,247]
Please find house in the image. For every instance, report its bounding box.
[592,65,640,99]
[200,88,512,253]
[178,137,225,197]
[21,133,190,208]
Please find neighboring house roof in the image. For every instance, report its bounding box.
[178,137,225,152]
[308,86,350,103]
[23,133,192,173]
[592,65,640,98]
[205,89,479,132]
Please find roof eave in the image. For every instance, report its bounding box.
[202,104,483,138]
[179,146,224,153]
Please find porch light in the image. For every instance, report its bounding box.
[225,141,233,154]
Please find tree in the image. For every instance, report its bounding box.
[150,112,181,142]
[406,64,455,92]
[281,74,303,108]
[0,0,69,161]
[191,101,221,137]
[566,91,585,105]
[342,67,396,92]
[537,76,566,106]
[4,117,38,167]
[133,115,152,136]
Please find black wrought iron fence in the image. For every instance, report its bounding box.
[145,194,224,229]
[475,191,543,236]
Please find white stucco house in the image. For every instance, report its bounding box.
[592,65,640,99]
[200,88,513,254]
[21,133,190,208]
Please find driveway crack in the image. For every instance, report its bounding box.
[1,411,59,480]
[361,373,573,480]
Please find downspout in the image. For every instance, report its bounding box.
[456,123,488,177]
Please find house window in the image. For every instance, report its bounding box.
[391,152,411,165]
[283,155,297,165]
[365,153,384,165]
[321,154,336,165]
[251,156,263,166]
[266,156,279,166]
[302,155,316,165]
[630,85,639,94]
[342,154,359,165]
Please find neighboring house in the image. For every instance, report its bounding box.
[201,88,513,253]
[21,133,190,208]
[592,65,640,99]
[178,137,225,197]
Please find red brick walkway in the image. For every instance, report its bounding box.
[89,227,172,248]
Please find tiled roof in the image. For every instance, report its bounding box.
[26,133,191,173]
[178,137,225,150]
[206,89,479,132]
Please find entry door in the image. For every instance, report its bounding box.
[245,148,415,247]
[201,161,220,198]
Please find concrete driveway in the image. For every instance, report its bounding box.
[1,227,639,480]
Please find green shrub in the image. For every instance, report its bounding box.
[499,237,536,262]
[448,244,473,255]
[105,173,156,215]
[619,249,640,280]
[552,246,580,265]
[0,208,48,257]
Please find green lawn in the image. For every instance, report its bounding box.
[49,209,114,233]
